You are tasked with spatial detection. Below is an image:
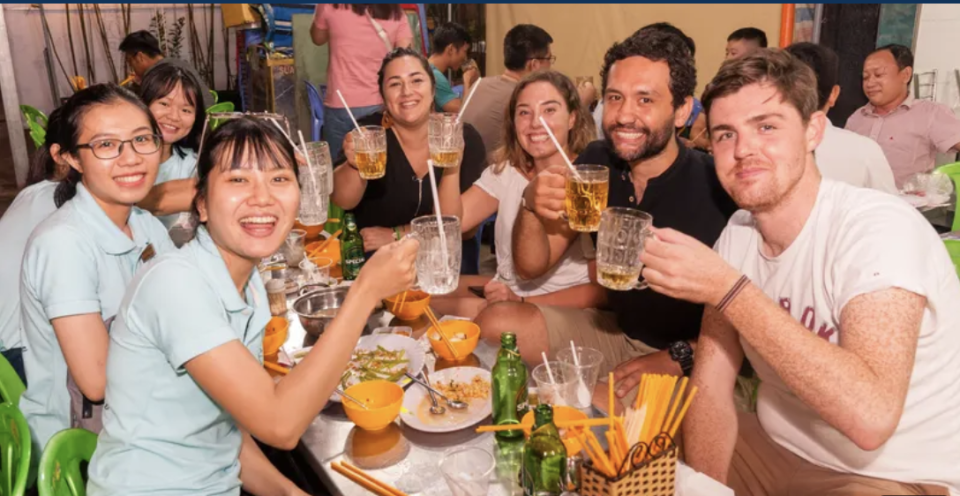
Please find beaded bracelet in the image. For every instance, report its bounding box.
[716,275,750,313]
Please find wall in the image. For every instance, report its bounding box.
[914,4,960,109]
[485,4,782,96]
[3,3,237,114]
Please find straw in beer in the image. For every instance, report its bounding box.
[336,89,365,136]
[455,76,482,123]
[538,115,582,181]
[425,159,449,270]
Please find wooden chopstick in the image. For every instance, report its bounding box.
[424,308,459,359]
[476,417,612,433]
[331,462,407,496]
[475,424,528,433]
[309,230,342,257]
[339,461,407,496]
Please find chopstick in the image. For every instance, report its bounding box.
[424,308,459,359]
[263,361,290,375]
[475,417,613,433]
[331,461,407,496]
[309,230,342,257]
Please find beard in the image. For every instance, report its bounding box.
[724,157,805,213]
[603,117,674,163]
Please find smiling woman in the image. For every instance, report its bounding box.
[18,84,176,457]
[86,116,421,496]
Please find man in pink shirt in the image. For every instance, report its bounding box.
[311,4,413,160]
[846,44,960,188]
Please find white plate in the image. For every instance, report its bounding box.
[400,367,492,433]
[329,334,426,403]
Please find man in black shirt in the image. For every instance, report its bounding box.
[476,27,737,411]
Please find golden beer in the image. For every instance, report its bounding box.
[356,150,387,179]
[565,178,609,232]
[597,263,641,291]
[430,149,463,168]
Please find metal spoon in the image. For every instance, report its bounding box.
[419,371,446,415]
[336,388,370,410]
[406,372,468,410]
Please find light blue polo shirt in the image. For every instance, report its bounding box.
[431,64,458,112]
[87,226,268,496]
[18,183,174,454]
[0,180,57,351]
[154,148,198,229]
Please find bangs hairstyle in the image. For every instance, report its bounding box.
[702,49,819,125]
[494,71,596,175]
[192,117,299,223]
[139,64,206,156]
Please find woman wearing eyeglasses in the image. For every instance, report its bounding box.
[19,84,175,456]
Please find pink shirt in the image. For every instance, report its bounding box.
[313,5,414,108]
[845,96,960,187]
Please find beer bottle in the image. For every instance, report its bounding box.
[521,404,567,496]
[492,332,528,440]
[340,213,365,281]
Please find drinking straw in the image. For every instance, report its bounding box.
[455,76,482,123]
[538,115,583,181]
[336,89,364,136]
[268,118,299,151]
[570,340,592,406]
[425,159,450,270]
[541,352,556,384]
[297,130,323,219]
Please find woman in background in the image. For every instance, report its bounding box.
[311,3,414,159]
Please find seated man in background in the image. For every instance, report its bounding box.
[461,23,555,163]
[846,44,960,188]
[644,49,959,496]
[787,42,897,193]
[428,22,479,113]
[478,28,737,410]
[724,27,767,60]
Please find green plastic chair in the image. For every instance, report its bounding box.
[37,429,96,496]
[0,355,25,407]
[19,105,48,150]
[934,162,960,233]
[945,240,960,282]
[206,102,236,131]
[0,403,31,496]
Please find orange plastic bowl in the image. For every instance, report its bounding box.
[383,290,431,321]
[342,380,404,431]
[520,405,587,455]
[427,320,480,361]
[263,316,289,357]
[305,238,341,266]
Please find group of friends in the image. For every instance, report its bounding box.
[0,5,957,496]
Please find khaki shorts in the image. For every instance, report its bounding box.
[731,412,949,496]
[538,305,658,408]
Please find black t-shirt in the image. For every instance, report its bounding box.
[577,140,738,349]
[336,112,486,231]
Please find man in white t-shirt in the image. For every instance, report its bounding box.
[786,42,897,194]
[639,49,960,495]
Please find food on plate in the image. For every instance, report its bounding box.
[432,375,491,403]
[340,346,410,390]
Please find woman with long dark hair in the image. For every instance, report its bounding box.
[19,84,175,455]
[87,117,417,495]
[310,3,414,159]
[136,63,207,230]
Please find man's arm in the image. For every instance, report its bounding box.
[683,307,744,483]
[138,178,197,217]
[722,285,923,450]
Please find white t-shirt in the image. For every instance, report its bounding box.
[0,180,58,351]
[715,179,960,494]
[815,122,898,194]
[474,163,593,297]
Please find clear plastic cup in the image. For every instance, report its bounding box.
[439,447,494,496]
[556,346,604,409]
[531,361,578,407]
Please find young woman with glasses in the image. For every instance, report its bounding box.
[18,84,176,455]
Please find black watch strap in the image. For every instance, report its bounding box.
[669,341,695,377]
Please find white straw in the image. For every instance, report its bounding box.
[570,340,592,407]
[538,115,582,181]
[569,341,581,367]
[269,118,300,152]
[425,159,450,269]
[297,130,323,224]
[541,352,556,384]
[455,76,482,123]
[336,89,364,135]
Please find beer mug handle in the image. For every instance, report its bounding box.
[631,229,655,291]
[403,231,422,291]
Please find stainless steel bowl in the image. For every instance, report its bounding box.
[292,286,350,337]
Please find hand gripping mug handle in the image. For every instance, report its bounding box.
[631,229,655,291]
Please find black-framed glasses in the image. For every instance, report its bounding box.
[531,55,557,64]
[76,134,161,159]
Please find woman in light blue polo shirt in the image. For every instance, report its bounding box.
[136,63,206,230]
[88,117,418,495]
[0,108,64,383]
[19,84,175,455]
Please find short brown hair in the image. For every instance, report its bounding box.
[702,49,819,124]
[493,70,596,174]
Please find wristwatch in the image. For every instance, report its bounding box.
[669,341,695,377]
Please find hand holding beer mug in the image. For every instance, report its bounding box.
[596,208,653,291]
[428,113,465,169]
[348,126,387,180]
[563,164,609,232]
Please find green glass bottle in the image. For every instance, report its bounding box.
[340,213,365,281]
[495,437,525,494]
[521,404,568,496]
[492,333,528,440]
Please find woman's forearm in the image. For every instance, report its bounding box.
[331,164,366,210]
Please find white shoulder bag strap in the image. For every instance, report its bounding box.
[366,12,394,52]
